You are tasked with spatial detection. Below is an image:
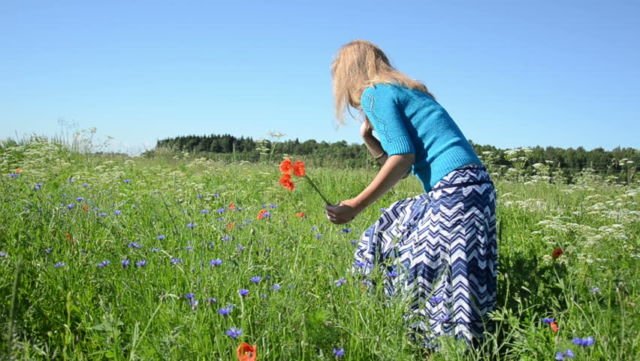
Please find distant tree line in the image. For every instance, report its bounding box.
[149,134,639,182]
[152,134,372,168]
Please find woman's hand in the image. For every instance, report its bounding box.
[325,199,361,224]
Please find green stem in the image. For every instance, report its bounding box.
[303,175,332,205]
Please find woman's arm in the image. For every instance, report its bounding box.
[361,118,388,166]
[326,153,414,224]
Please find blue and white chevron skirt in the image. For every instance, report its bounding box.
[353,165,497,348]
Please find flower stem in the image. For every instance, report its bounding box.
[303,175,332,205]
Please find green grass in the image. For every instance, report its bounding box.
[1,141,639,360]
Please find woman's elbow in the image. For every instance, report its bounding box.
[389,153,415,171]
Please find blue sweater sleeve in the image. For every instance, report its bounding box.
[361,85,415,156]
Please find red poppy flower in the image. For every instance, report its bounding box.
[293,160,305,177]
[279,158,292,175]
[295,212,305,218]
[550,321,559,333]
[279,174,295,191]
[15,167,23,174]
[226,222,235,231]
[229,202,237,210]
[277,157,330,204]
[551,247,564,260]
[236,342,257,361]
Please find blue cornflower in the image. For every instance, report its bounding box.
[225,327,242,339]
[185,293,195,300]
[565,349,575,358]
[135,260,147,268]
[157,234,166,241]
[76,197,84,202]
[200,209,210,214]
[34,183,43,191]
[210,259,223,267]
[341,228,351,233]
[123,179,131,184]
[206,297,217,304]
[97,260,111,268]
[189,299,198,309]
[239,289,250,297]
[170,257,182,265]
[187,222,196,229]
[315,233,322,240]
[555,349,575,360]
[54,262,65,268]
[67,203,75,210]
[98,212,107,217]
[387,270,399,278]
[542,317,555,324]
[333,347,345,358]
[8,173,19,179]
[121,259,130,268]
[0,251,7,258]
[572,336,595,347]
[216,208,225,214]
[128,242,142,249]
[335,278,346,287]
[114,210,122,216]
[82,182,89,188]
[250,276,262,284]
[221,235,232,242]
[237,245,245,252]
[272,283,281,291]
[218,307,232,316]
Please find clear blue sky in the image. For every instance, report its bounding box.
[1,0,639,154]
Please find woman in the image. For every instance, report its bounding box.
[326,40,497,349]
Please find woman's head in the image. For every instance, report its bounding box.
[331,40,431,123]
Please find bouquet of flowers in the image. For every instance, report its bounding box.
[278,157,331,205]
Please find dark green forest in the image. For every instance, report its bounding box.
[148,134,639,183]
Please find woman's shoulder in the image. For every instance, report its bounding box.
[363,83,402,96]
[361,83,402,107]
[362,83,434,108]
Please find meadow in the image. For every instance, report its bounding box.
[1,140,639,360]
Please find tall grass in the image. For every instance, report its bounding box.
[1,139,639,360]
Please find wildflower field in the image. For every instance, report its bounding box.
[1,141,639,360]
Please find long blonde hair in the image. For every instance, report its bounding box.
[331,40,433,124]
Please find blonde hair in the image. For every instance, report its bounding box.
[331,40,433,124]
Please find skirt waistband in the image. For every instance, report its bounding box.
[429,164,493,193]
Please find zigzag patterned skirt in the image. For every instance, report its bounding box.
[353,165,497,348]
